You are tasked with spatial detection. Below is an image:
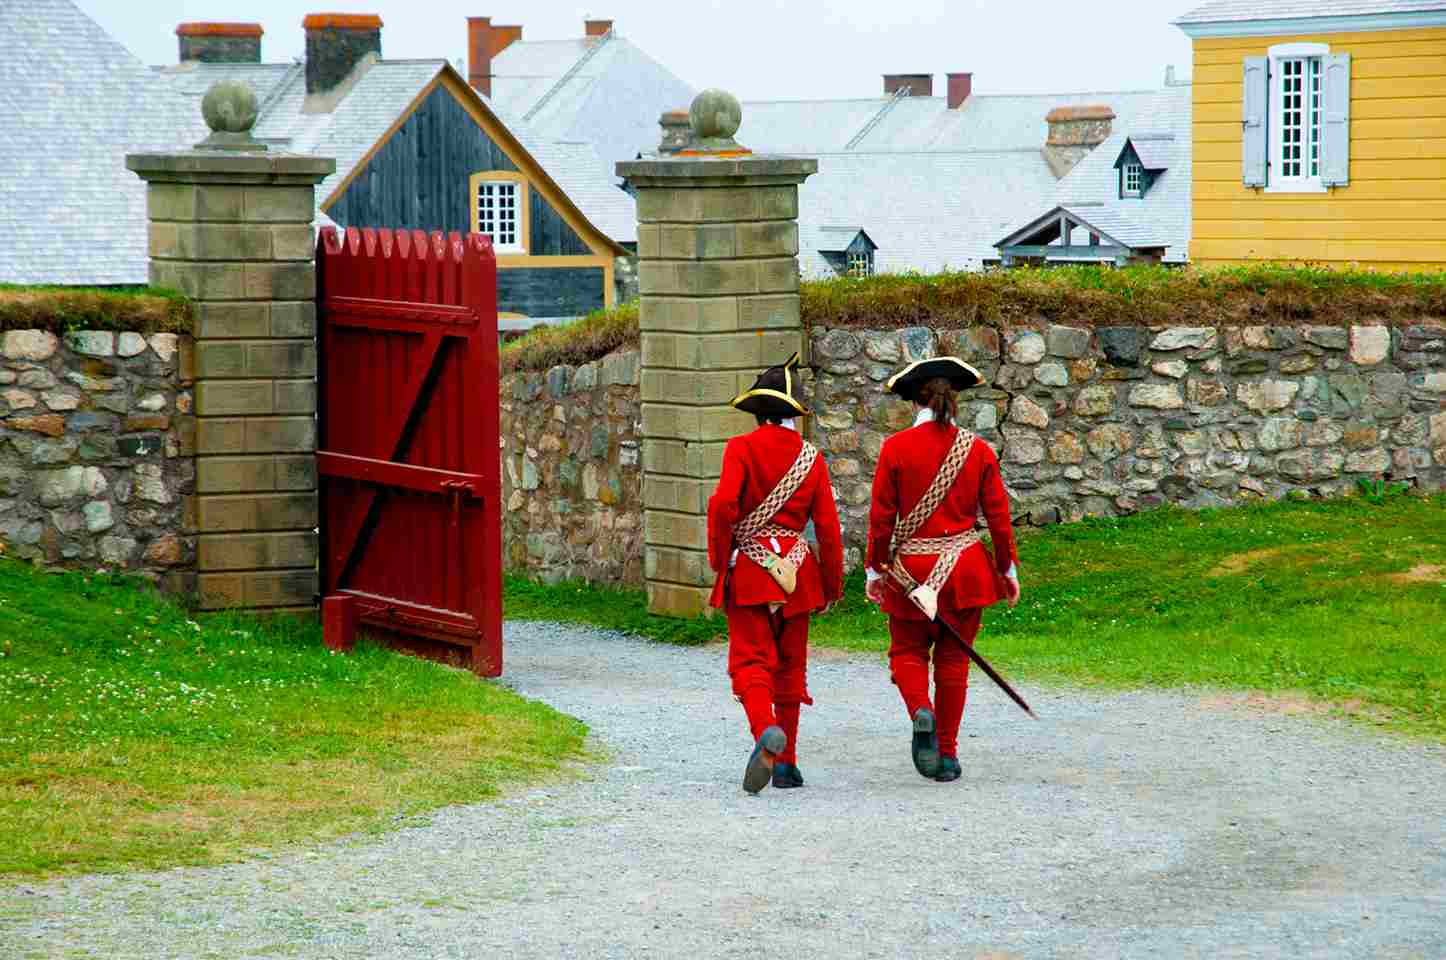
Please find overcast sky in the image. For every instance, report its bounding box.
[79,0,1201,100]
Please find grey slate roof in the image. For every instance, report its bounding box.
[158,59,638,245]
[795,150,1061,276]
[1048,84,1192,263]
[739,89,1163,156]
[1125,136,1175,170]
[748,80,1192,276]
[490,33,695,184]
[1175,0,1446,23]
[0,0,205,285]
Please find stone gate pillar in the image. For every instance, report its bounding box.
[129,81,334,614]
[617,90,816,617]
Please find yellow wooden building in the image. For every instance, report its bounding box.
[1175,1,1446,271]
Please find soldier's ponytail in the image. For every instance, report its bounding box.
[917,377,957,428]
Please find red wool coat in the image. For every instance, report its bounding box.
[867,421,1018,621]
[707,425,845,616]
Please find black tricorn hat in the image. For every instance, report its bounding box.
[730,352,808,419]
[886,356,985,401]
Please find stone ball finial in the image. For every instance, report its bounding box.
[196,80,266,151]
[202,80,259,134]
[688,88,742,141]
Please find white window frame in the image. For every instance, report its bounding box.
[471,175,527,252]
[847,249,874,278]
[1121,162,1145,198]
[1266,42,1330,194]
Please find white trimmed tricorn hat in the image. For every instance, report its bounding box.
[730,352,808,419]
[885,356,985,401]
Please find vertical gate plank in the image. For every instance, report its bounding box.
[318,225,500,674]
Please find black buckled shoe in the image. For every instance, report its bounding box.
[743,725,787,794]
[772,762,805,789]
[911,708,940,779]
[935,756,961,782]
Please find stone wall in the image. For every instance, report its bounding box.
[500,349,644,584]
[810,321,1446,567]
[0,329,193,584]
[499,320,1444,586]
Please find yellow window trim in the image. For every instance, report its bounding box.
[496,254,616,308]
[470,170,531,254]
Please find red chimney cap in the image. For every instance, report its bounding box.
[1045,105,1115,123]
[303,13,384,30]
[176,22,263,37]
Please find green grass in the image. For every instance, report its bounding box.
[505,574,722,645]
[0,562,587,879]
[499,264,1446,372]
[0,284,192,334]
[501,299,638,374]
[508,494,1446,738]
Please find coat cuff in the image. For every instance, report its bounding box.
[865,566,883,582]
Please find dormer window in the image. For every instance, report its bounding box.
[817,227,878,279]
[848,249,874,278]
[1113,136,1172,200]
[1122,162,1144,198]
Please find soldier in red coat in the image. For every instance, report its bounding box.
[707,353,845,794]
[865,357,1021,782]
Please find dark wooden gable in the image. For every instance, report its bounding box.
[326,82,590,256]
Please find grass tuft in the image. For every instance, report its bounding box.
[0,562,586,878]
[800,263,1446,330]
[501,300,639,374]
[498,265,1446,372]
[0,285,193,335]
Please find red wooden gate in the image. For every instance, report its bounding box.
[317,226,502,676]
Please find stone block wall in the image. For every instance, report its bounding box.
[497,319,1444,587]
[500,349,643,584]
[0,329,193,583]
[129,149,333,615]
[619,156,818,616]
[810,321,1446,566]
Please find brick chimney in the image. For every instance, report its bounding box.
[467,17,523,96]
[658,109,692,154]
[1042,104,1115,179]
[177,23,263,63]
[303,14,382,95]
[946,72,972,109]
[883,74,932,97]
[585,19,614,38]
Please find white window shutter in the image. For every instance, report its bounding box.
[1242,57,1269,187]
[1322,53,1351,186]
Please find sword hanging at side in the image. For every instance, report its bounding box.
[931,605,1036,719]
[887,568,1037,719]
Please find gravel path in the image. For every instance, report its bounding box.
[5,622,1446,959]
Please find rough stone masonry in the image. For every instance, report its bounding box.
[501,319,1445,581]
[0,328,192,583]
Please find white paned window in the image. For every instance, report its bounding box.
[477,180,521,251]
[1122,162,1144,198]
[1265,43,1330,193]
[847,250,874,278]
[1278,58,1322,179]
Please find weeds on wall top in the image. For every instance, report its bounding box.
[500,265,1446,374]
[0,285,192,335]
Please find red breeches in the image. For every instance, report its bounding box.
[887,609,981,758]
[726,604,812,753]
